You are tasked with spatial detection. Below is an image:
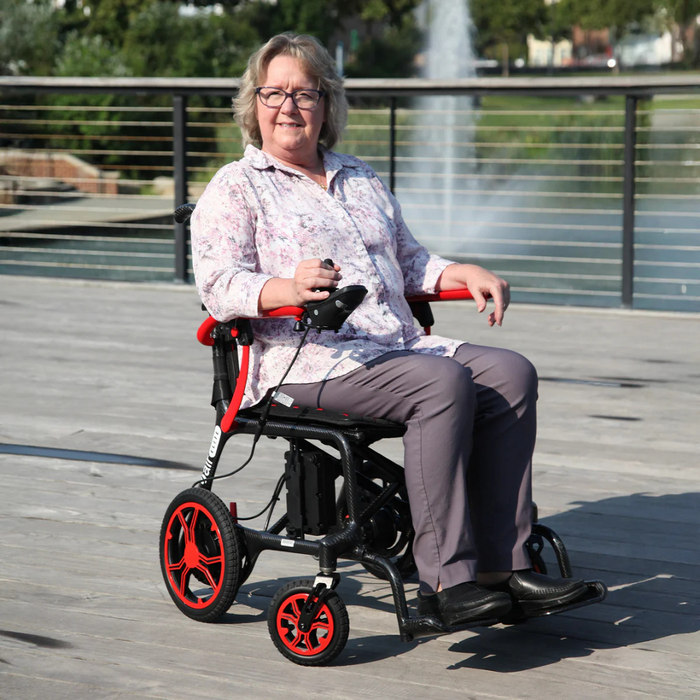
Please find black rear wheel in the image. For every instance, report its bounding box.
[159,487,242,622]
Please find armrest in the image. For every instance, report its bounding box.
[406,289,476,334]
[261,306,305,318]
[406,289,474,303]
[256,289,475,316]
[197,289,477,346]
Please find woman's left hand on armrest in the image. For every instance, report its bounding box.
[436,263,510,327]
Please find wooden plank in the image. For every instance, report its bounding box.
[2,275,700,699]
[1,598,695,700]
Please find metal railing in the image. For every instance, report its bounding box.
[1,75,699,311]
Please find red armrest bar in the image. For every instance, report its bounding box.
[252,289,475,320]
[406,289,474,303]
[262,306,305,318]
[196,289,475,346]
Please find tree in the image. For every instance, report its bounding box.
[662,0,700,65]
[239,0,425,77]
[122,2,258,77]
[0,0,58,76]
[471,0,548,74]
[344,19,422,78]
[238,0,355,46]
[559,0,658,32]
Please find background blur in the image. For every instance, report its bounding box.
[2,0,700,311]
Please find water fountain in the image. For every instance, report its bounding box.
[407,0,477,255]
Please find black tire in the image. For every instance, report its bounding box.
[159,487,242,622]
[267,579,349,666]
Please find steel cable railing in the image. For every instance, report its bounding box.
[1,76,699,310]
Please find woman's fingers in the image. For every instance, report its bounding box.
[464,266,510,326]
[292,258,342,304]
[470,287,488,314]
[489,286,506,326]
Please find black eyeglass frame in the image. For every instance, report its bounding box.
[255,87,326,110]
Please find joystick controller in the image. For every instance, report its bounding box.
[306,259,367,331]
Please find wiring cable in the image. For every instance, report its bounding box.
[193,325,311,488]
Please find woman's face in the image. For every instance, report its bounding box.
[256,54,326,165]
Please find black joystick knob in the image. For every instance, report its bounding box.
[312,259,336,293]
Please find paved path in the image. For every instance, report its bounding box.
[0,195,173,232]
[1,275,699,700]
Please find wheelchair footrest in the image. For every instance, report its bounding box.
[403,581,606,639]
[501,580,607,624]
[402,614,501,641]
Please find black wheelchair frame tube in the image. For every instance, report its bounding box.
[359,551,417,642]
[532,523,573,578]
[233,417,361,574]
[198,419,232,489]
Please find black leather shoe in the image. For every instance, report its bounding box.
[417,582,512,626]
[487,570,588,615]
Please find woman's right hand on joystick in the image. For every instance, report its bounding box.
[291,257,342,305]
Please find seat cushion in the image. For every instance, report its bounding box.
[238,402,405,438]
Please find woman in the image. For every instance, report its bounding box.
[191,33,587,626]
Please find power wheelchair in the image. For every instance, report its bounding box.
[159,204,607,666]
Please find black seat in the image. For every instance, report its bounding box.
[239,402,406,441]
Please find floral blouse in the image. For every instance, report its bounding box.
[190,145,463,408]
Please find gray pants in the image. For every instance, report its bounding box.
[282,343,537,593]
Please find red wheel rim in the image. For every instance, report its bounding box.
[276,593,334,656]
[164,502,225,609]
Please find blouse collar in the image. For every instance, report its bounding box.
[243,144,359,179]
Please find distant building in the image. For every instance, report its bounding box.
[527,35,573,67]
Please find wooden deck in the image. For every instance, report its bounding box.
[1,274,699,700]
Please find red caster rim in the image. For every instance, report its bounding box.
[276,592,335,657]
[163,501,225,609]
[268,579,349,665]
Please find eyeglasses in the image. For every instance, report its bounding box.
[255,87,325,110]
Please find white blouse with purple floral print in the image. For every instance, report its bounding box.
[190,145,463,408]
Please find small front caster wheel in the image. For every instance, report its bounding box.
[267,579,349,666]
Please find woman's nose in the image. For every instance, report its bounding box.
[280,95,299,114]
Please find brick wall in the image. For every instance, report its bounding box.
[0,151,119,195]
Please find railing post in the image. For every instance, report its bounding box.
[622,94,637,308]
[389,96,397,194]
[173,94,189,284]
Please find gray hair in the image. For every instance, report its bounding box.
[233,33,348,151]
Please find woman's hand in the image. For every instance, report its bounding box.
[259,258,342,311]
[436,263,510,327]
[290,258,342,305]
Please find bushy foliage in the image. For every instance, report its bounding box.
[471,0,548,56]
[0,0,59,76]
[345,18,422,78]
[122,2,258,77]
